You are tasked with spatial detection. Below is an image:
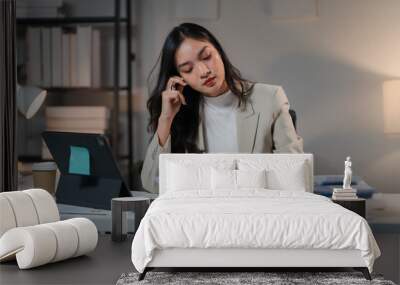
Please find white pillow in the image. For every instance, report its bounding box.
[167,162,210,191]
[238,159,309,191]
[236,169,267,189]
[211,168,268,190]
[211,168,236,190]
[267,165,307,191]
[166,159,235,192]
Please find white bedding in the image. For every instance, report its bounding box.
[131,189,380,273]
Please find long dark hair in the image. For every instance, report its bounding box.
[146,23,254,153]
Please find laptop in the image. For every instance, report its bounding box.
[42,131,132,210]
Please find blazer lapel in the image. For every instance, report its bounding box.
[236,101,260,153]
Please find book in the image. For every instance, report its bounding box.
[91,29,101,88]
[332,189,358,200]
[51,27,63,87]
[46,128,106,134]
[46,118,108,130]
[41,28,52,87]
[62,32,70,87]
[77,26,92,87]
[26,27,42,85]
[333,188,357,193]
[332,196,360,201]
[69,33,78,86]
[45,106,109,119]
[333,193,357,197]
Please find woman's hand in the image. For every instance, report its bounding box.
[159,76,187,121]
[157,76,187,147]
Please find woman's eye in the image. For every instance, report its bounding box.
[202,54,211,60]
[182,68,192,73]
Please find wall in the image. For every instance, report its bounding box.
[136,0,400,193]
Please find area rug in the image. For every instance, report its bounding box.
[116,271,396,285]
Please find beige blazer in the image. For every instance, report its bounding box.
[141,83,304,193]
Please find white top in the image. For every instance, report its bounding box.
[202,90,239,153]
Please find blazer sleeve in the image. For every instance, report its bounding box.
[140,133,171,193]
[271,87,304,153]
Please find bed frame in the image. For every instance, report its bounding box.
[140,248,370,280]
[139,154,371,281]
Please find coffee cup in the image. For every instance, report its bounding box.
[32,162,57,195]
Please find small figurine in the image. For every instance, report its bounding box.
[343,156,352,189]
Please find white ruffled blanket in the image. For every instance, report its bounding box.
[131,189,380,273]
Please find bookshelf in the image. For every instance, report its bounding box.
[42,86,129,92]
[17,0,135,187]
[17,17,129,25]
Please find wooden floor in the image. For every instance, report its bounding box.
[0,234,134,285]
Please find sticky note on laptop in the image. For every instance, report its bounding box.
[69,146,90,175]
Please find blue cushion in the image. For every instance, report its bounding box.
[314,186,375,199]
[315,175,361,186]
[313,175,375,199]
[321,180,356,186]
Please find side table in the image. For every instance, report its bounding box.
[332,198,366,218]
[111,197,151,242]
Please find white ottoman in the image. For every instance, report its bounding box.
[0,189,98,269]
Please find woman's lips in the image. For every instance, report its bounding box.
[203,76,216,87]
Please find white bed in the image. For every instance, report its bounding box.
[131,154,380,280]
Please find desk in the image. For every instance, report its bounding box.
[332,198,366,218]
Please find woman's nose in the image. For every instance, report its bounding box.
[198,63,211,78]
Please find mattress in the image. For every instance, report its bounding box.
[131,189,380,273]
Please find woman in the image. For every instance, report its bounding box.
[141,23,303,193]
